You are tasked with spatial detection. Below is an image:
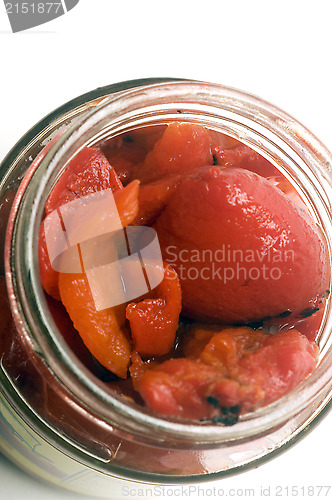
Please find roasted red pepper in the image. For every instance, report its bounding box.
[37,122,329,423]
[58,180,140,379]
[39,148,124,299]
[126,262,182,357]
[131,327,318,420]
[154,166,329,324]
[133,122,213,183]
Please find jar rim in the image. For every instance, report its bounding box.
[5,79,332,445]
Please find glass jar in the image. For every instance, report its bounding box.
[0,79,331,498]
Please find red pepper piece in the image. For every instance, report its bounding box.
[101,126,167,185]
[125,126,167,151]
[101,136,147,185]
[134,174,184,226]
[235,329,318,408]
[132,327,318,420]
[133,122,213,183]
[126,263,182,357]
[131,356,239,420]
[155,166,329,324]
[45,147,122,214]
[39,147,124,299]
[212,141,279,178]
[135,165,222,226]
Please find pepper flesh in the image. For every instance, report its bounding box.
[58,180,140,379]
[37,122,329,423]
[154,166,329,324]
[132,122,213,183]
[39,148,124,299]
[59,273,131,379]
[126,263,182,357]
[131,327,318,420]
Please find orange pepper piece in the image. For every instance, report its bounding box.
[59,273,131,378]
[58,180,140,378]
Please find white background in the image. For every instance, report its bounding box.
[0,1,331,499]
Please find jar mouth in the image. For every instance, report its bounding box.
[6,80,332,444]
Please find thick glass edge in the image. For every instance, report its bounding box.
[1,371,331,484]
[0,78,181,188]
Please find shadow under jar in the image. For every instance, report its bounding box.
[0,80,331,498]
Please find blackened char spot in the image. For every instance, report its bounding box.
[212,414,239,426]
[298,307,319,318]
[206,395,219,408]
[229,404,241,414]
[277,310,292,318]
[214,404,241,425]
[220,406,231,415]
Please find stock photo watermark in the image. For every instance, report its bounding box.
[3,0,79,32]
[165,245,295,283]
[121,484,332,498]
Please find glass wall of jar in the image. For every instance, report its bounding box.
[0,80,331,497]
